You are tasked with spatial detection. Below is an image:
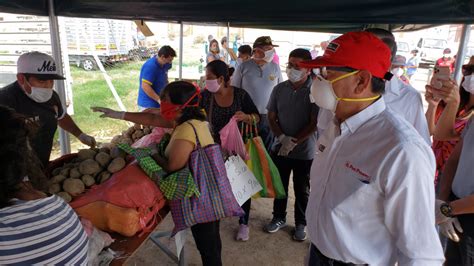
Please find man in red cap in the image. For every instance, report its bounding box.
[300,32,444,265]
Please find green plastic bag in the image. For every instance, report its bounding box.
[243,123,286,199]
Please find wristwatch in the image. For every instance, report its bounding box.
[440,202,454,218]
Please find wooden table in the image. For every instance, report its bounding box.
[110,207,170,266]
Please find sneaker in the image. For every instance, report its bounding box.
[264,217,287,233]
[236,224,249,241]
[293,224,307,241]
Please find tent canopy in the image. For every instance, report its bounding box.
[1,0,473,32]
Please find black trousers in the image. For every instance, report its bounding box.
[272,155,312,225]
[239,198,251,225]
[191,221,222,266]
[308,244,363,266]
[258,114,274,151]
[445,233,474,266]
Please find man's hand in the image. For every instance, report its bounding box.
[91,107,125,120]
[435,199,451,224]
[78,133,96,148]
[277,134,297,156]
[439,218,463,242]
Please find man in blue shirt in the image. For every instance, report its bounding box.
[137,45,176,110]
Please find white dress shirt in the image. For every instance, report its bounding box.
[317,77,431,145]
[307,98,444,265]
[383,76,431,144]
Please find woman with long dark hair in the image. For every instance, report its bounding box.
[93,81,224,265]
[425,56,474,185]
[201,60,259,241]
[207,39,224,64]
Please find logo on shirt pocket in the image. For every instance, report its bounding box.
[269,74,276,81]
[345,161,372,184]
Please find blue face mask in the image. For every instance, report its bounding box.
[165,63,172,70]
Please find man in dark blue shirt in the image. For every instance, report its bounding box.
[137,45,176,110]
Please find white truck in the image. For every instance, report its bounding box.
[416,37,448,67]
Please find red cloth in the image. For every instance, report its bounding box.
[432,107,470,183]
[436,57,455,73]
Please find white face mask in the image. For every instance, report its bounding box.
[262,49,275,63]
[309,71,380,113]
[24,80,53,103]
[309,75,339,112]
[286,67,306,83]
[391,67,404,77]
[462,74,474,94]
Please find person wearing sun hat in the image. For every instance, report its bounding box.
[0,51,96,169]
[230,36,283,241]
[231,36,283,150]
[301,32,444,265]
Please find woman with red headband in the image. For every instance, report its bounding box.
[93,81,223,265]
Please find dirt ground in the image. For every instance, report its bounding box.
[124,181,309,266]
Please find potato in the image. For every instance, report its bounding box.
[99,147,111,154]
[143,127,151,135]
[59,167,70,177]
[78,149,97,161]
[48,183,61,194]
[111,135,123,144]
[51,167,62,176]
[95,152,111,167]
[69,168,82,179]
[79,159,101,175]
[98,171,112,184]
[110,146,126,159]
[63,178,85,196]
[57,192,72,203]
[107,157,126,173]
[126,127,135,136]
[81,175,95,187]
[51,174,67,184]
[133,124,142,130]
[134,130,144,139]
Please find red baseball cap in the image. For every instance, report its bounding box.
[299,31,392,80]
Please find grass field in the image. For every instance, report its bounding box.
[52,61,144,157]
[51,42,206,158]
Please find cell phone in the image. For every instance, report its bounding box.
[430,66,450,89]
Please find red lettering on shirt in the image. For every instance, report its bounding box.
[345,161,371,183]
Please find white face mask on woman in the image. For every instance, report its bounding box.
[462,74,474,94]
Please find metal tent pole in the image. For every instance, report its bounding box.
[48,0,71,155]
[227,22,230,62]
[453,24,471,83]
[179,22,184,80]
